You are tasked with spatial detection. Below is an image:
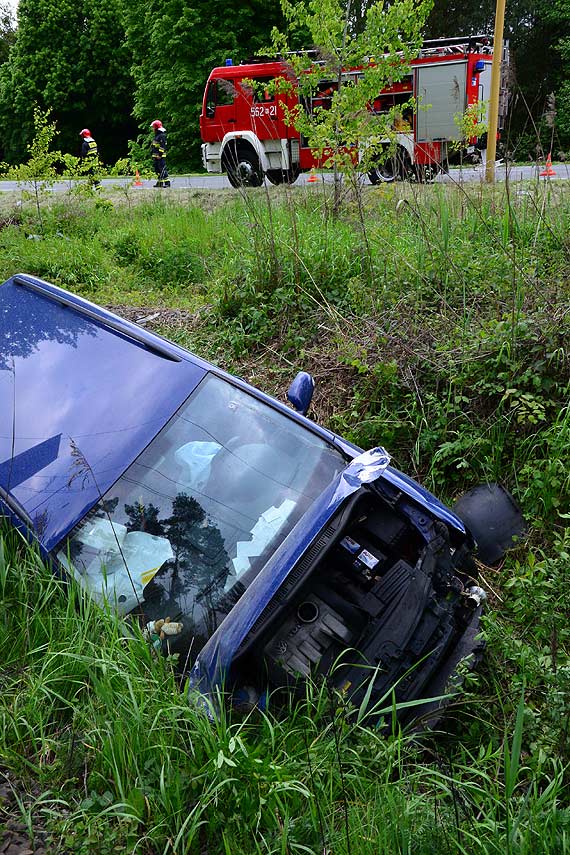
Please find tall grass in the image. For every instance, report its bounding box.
[1,528,568,853]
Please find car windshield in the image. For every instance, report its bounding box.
[57,373,345,660]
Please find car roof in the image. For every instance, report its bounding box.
[0,275,207,550]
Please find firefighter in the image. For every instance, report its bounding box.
[79,128,100,186]
[150,119,170,188]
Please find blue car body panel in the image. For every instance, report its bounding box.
[0,275,207,550]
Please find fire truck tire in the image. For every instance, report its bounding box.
[367,162,396,184]
[368,146,411,184]
[223,145,263,188]
[266,166,300,186]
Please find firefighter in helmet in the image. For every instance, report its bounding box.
[79,128,100,186]
[150,120,170,188]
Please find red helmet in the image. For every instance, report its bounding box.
[150,120,163,130]
[79,128,91,137]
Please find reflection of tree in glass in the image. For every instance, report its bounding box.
[0,285,97,371]
[161,493,229,604]
[124,500,164,535]
[101,497,119,516]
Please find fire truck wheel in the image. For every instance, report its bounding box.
[368,146,411,183]
[266,167,300,186]
[224,146,263,188]
[367,162,396,184]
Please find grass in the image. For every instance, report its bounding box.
[1,529,569,853]
[0,174,569,852]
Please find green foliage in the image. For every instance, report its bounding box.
[0,177,569,854]
[0,1,15,66]
[268,0,433,192]
[2,106,62,230]
[0,0,135,164]
[1,107,109,227]
[4,106,61,183]
[1,525,569,854]
[452,100,488,150]
[122,0,285,170]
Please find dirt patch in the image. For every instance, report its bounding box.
[106,303,212,330]
[0,768,49,855]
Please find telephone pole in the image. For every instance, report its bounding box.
[485,0,506,183]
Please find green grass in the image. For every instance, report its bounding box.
[1,529,569,853]
[1,176,569,852]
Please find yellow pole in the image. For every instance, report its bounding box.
[485,0,506,182]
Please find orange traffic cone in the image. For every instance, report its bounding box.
[540,153,556,177]
[307,168,318,183]
[133,169,144,187]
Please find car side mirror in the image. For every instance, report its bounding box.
[206,105,215,118]
[287,371,314,415]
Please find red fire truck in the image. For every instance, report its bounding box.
[200,37,508,187]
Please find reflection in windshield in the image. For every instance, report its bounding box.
[57,374,345,666]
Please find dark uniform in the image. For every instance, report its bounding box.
[81,136,98,160]
[151,126,170,187]
[80,134,100,187]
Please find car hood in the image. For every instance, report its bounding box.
[0,277,206,550]
[191,447,467,696]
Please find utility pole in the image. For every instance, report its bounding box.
[485,0,506,182]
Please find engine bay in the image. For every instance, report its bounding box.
[234,489,483,715]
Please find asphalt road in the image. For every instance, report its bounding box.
[0,162,567,193]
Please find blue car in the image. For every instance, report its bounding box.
[0,274,524,721]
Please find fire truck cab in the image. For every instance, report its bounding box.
[200,37,506,187]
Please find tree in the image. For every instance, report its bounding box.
[124,500,164,535]
[268,0,433,211]
[0,2,15,67]
[425,0,570,152]
[123,0,285,170]
[0,0,136,164]
[3,107,62,230]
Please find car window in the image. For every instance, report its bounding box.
[56,373,345,661]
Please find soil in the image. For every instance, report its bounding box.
[105,303,212,330]
[0,768,49,855]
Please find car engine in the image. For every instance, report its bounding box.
[234,488,484,719]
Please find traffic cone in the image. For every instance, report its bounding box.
[133,169,144,187]
[307,168,318,183]
[540,153,556,177]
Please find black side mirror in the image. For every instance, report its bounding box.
[287,371,315,415]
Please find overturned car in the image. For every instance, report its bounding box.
[0,275,525,722]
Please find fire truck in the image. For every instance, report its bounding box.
[200,36,509,186]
